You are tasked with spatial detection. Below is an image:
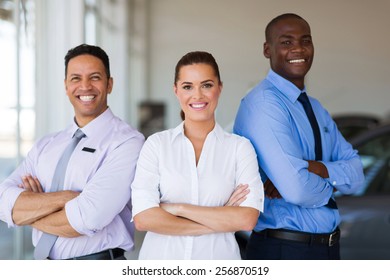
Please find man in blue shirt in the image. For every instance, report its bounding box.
[233,13,364,259]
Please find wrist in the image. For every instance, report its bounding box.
[175,203,185,217]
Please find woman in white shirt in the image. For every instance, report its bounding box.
[131,51,264,259]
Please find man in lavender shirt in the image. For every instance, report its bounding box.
[0,44,144,260]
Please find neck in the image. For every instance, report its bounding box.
[183,118,215,141]
[183,118,215,166]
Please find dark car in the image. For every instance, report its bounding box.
[332,113,381,140]
[337,122,390,259]
[236,122,390,260]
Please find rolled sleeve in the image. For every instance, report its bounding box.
[235,137,264,212]
[65,198,95,236]
[0,142,41,227]
[131,135,162,217]
[0,184,25,227]
[65,136,143,235]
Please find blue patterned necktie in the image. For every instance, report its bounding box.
[34,129,85,259]
[298,92,337,209]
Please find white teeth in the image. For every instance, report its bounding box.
[191,103,206,109]
[289,59,305,64]
[79,95,95,101]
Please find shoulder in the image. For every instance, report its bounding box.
[142,127,178,148]
[110,116,145,142]
[217,124,255,149]
[232,133,256,152]
[34,129,65,149]
[308,95,332,119]
[241,80,284,111]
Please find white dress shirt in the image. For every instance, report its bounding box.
[0,108,144,259]
[131,122,264,259]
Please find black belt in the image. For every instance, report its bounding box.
[253,228,340,247]
[65,248,125,260]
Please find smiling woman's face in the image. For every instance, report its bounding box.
[174,63,222,124]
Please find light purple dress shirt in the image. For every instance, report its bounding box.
[0,108,144,259]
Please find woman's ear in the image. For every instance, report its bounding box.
[173,84,178,98]
[218,82,223,97]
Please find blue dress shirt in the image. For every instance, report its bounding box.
[234,70,365,233]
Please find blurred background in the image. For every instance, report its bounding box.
[1,0,389,259]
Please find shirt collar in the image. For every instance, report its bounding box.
[266,69,307,103]
[70,107,114,138]
[171,121,224,143]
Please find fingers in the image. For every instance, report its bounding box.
[225,184,250,206]
[264,179,274,197]
[20,175,43,193]
[269,187,282,198]
[230,195,247,207]
[264,179,281,199]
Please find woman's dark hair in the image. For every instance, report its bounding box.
[174,51,221,120]
[64,44,111,78]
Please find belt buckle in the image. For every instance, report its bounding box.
[328,231,337,246]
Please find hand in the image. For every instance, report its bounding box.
[307,160,337,192]
[225,184,249,206]
[264,179,282,199]
[19,175,43,193]
[307,160,329,178]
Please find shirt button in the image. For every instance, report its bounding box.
[332,181,337,185]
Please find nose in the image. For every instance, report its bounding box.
[192,87,204,99]
[80,78,92,90]
[291,42,305,53]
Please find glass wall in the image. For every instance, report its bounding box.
[0,0,35,259]
[0,0,133,259]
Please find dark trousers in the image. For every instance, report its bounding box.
[245,231,340,260]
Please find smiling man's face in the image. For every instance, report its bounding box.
[264,16,314,90]
[64,54,113,127]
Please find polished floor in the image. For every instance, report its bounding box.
[0,221,144,260]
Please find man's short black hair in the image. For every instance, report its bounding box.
[265,13,308,42]
[64,44,110,78]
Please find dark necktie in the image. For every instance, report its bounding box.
[34,129,86,259]
[298,92,337,209]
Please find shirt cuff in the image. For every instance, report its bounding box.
[132,199,159,218]
[65,198,96,237]
[322,161,350,187]
[1,187,25,227]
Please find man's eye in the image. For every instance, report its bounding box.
[70,77,80,82]
[281,41,291,45]
[91,76,101,80]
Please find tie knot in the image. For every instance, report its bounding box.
[74,129,86,139]
[298,92,309,104]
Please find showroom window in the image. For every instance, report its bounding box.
[0,0,35,259]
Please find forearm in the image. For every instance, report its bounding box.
[134,207,214,236]
[32,209,80,238]
[168,204,259,232]
[12,190,79,226]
